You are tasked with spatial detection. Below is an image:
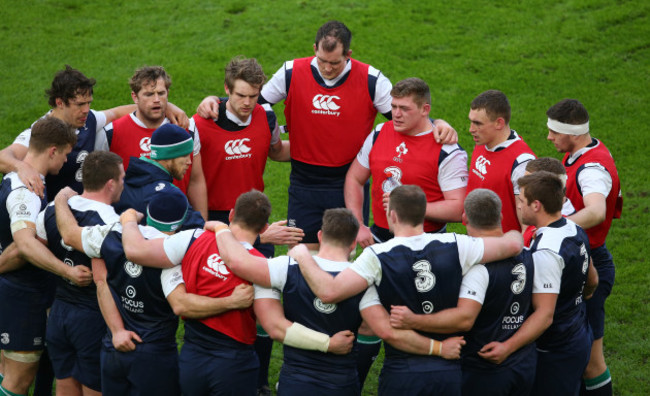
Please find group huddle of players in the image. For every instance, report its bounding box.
[0,19,622,396]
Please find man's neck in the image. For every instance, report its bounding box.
[392,223,425,238]
[134,111,164,130]
[403,118,434,137]
[534,212,563,228]
[22,152,48,177]
[467,225,503,238]
[486,127,511,150]
[568,134,593,156]
[230,224,259,246]
[316,243,350,263]
[80,191,113,205]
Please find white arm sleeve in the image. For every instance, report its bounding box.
[80,224,115,258]
[93,110,108,131]
[260,61,292,104]
[511,153,535,195]
[358,285,381,310]
[35,208,48,241]
[532,249,564,294]
[350,248,382,286]
[459,264,489,304]
[577,164,612,197]
[438,146,469,191]
[455,234,486,274]
[370,67,393,114]
[355,128,381,169]
[161,265,185,297]
[163,229,202,266]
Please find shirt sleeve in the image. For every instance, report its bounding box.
[350,248,382,286]
[35,208,48,241]
[455,234,485,274]
[191,122,202,156]
[511,153,536,195]
[355,128,380,169]
[369,66,393,115]
[95,123,111,151]
[260,61,292,105]
[532,249,564,294]
[80,224,115,258]
[163,229,198,266]
[577,163,613,197]
[438,146,469,192]
[267,256,291,291]
[263,104,281,145]
[358,284,381,310]
[161,265,185,297]
[93,110,108,131]
[254,284,281,300]
[12,128,31,148]
[7,188,42,234]
[459,264,489,304]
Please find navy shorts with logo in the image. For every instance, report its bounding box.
[46,299,105,391]
[100,341,180,396]
[179,341,258,396]
[0,277,50,351]
[586,244,615,339]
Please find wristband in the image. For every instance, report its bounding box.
[429,340,442,356]
[214,226,231,237]
[428,339,434,355]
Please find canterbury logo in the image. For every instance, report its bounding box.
[206,254,230,276]
[312,94,340,111]
[225,139,251,155]
[139,137,151,152]
[475,155,491,175]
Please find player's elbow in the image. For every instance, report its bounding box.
[457,316,476,332]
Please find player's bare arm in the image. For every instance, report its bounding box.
[478,292,556,365]
[167,283,254,319]
[119,209,174,269]
[584,258,599,299]
[390,298,482,333]
[213,225,271,287]
[0,242,25,274]
[424,187,466,223]
[254,298,354,355]
[54,187,84,251]
[290,244,368,304]
[186,153,208,220]
[196,96,220,119]
[0,144,44,198]
[362,304,465,359]
[268,139,291,162]
[344,159,373,247]
[93,258,141,352]
[480,230,524,263]
[432,119,458,145]
[568,192,607,229]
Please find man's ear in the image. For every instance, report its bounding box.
[317,230,322,244]
[228,209,234,222]
[131,91,138,104]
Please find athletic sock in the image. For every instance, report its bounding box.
[0,384,25,396]
[255,325,273,390]
[582,368,612,396]
[356,334,381,390]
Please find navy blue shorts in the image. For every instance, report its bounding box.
[378,367,461,396]
[278,364,359,396]
[179,341,258,396]
[46,299,104,391]
[0,277,50,351]
[100,342,180,396]
[287,185,346,244]
[462,349,536,396]
[586,244,615,339]
[532,334,591,396]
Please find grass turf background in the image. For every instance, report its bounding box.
[1,1,648,394]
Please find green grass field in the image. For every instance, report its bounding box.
[1,1,648,394]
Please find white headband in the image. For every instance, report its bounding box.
[547,118,589,136]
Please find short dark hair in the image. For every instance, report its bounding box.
[82,151,123,192]
[391,78,431,108]
[232,189,271,234]
[464,189,502,230]
[29,117,77,153]
[320,208,359,248]
[518,171,564,214]
[46,65,96,107]
[315,20,352,54]
[388,185,426,227]
[546,99,589,124]
[470,89,511,125]
[525,157,566,176]
[224,56,266,92]
[129,66,171,94]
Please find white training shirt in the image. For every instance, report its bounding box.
[14,110,108,148]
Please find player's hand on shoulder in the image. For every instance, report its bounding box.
[120,209,143,224]
[16,161,45,198]
[204,220,227,232]
[55,186,78,203]
[260,220,304,246]
[228,283,254,309]
[288,244,310,262]
[389,305,415,329]
[167,102,189,129]
[328,330,355,355]
[197,96,220,120]
[441,336,465,360]
[432,119,458,145]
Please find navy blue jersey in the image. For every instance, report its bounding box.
[45,111,98,198]
[531,218,591,350]
[114,157,204,230]
[99,227,178,345]
[0,173,52,290]
[462,250,535,369]
[42,196,119,310]
[282,258,365,378]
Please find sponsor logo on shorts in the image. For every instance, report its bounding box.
[311,94,341,116]
[224,139,252,160]
[124,261,143,278]
[313,298,337,314]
